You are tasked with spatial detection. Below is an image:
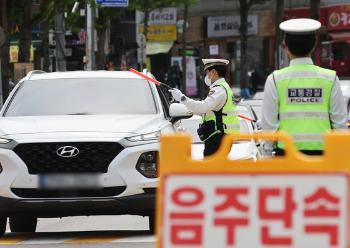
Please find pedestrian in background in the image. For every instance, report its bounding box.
[262,18,347,156]
[105,61,115,71]
[169,59,240,156]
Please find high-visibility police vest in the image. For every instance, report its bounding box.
[203,79,240,140]
[274,64,335,150]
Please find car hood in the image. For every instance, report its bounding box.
[0,115,164,136]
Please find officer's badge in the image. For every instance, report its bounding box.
[287,87,323,104]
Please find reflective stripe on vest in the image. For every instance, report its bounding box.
[274,70,335,82]
[203,79,240,135]
[292,134,324,142]
[226,124,241,130]
[279,111,329,120]
[275,64,335,150]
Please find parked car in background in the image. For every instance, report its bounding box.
[182,113,260,161]
[241,99,263,123]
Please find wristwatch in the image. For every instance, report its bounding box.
[180,95,186,102]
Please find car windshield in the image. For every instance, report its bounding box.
[5,78,158,116]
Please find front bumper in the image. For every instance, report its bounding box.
[0,141,159,199]
[0,139,159,218]
[0,192,156,218]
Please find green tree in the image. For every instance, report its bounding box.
[95,7,120,69]
[0,0,16,102]
[238,0,269,93]
[275,0,284,68]
[174,0,198,92]
[66,1,120,69]
[15,0,52,63]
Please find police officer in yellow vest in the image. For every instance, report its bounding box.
[262,18,347,156]
[169,59,240,156]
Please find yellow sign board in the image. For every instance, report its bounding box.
[157,132,350,248]
[139,25,177,41]
[10,45,35,63]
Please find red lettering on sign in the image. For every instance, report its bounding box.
[304,187,340,217]
[303,187,341,246]
[172,187,204,207]
[214,218,249,245]
[170,186,205,246]
[215,188,249,212]
[171,225,203,245]
[259,187,296,246]
[214,187,249,246]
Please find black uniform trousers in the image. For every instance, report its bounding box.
[204,133,224,157]
[274,148,323,156]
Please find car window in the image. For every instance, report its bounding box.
[157,86,170,118]
[5,78,158,116]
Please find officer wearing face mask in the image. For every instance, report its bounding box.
[169,59,240,156]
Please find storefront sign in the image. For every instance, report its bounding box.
[328,5,350,31]
[284,8,328,26]
[207,15,258,38]
[148,8,177,25]
[186,56,197,96]
[139,25,177,41]
[96,0,128,7]
[209,44,219,55]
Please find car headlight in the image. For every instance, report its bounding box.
[136,151,158,178]
[0,137,11,144]
[126,131,161,142]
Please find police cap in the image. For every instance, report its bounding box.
[279,18,321,35]
[202,59,229,71]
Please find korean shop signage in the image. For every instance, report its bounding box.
[328,5,350,31]
[207,15,258,38]
[148,8,177,25]
[139,25,177,41]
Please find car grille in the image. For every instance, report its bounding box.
[11,186,126,198]
[13,142,124,174]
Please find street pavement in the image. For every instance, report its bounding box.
[0,215,156,247]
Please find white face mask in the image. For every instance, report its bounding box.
[204,75,212,86]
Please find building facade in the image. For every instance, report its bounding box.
[175,0,350,93]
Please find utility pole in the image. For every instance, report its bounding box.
[86,3,95,71]
[275,0,284,69]
[54,2,66,71]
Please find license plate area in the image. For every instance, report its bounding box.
[39,174,102,189]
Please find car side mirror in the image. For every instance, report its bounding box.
[169,103,193,123]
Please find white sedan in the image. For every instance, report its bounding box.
[182,115,260,161]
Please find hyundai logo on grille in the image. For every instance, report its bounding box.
[56,146,79,158]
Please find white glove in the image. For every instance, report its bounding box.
[169,88,184,102]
